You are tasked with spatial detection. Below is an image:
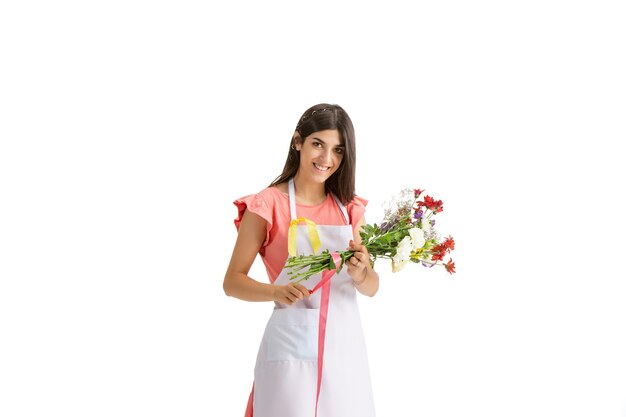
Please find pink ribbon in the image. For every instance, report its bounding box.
[310,252,343,295]
[312,252,342,417]
[246,252,343,417]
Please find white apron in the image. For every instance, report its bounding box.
[248,179,376,417]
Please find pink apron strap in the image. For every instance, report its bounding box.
[311,252,342,417]
[244,383,254,417]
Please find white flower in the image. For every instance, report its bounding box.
[408,227,425,250]
[391,236,412,272]
[391,259,409,272]
[395,236,412,262]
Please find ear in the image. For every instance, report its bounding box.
[293,132,303,151]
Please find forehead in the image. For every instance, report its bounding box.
[306,129,343,146]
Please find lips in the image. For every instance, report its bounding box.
[314,163,330,172]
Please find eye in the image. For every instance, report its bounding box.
[312,141,323,148]
[335,147,344,154]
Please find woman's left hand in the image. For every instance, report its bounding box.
[346,240,370,284]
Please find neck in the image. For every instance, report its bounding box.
[292,173,326,205]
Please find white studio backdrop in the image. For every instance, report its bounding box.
[1,1,625,416]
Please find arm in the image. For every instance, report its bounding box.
[223,209,310,305]
[346,216,379,297]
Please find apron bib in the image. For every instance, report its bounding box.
[246,179,376,417]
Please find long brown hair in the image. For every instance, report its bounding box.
[269,103,356,204]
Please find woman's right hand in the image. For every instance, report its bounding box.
[224,209,313,303]
[273,283,311,305]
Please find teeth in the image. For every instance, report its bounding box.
[314,163,330,171]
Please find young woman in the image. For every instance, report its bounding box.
[223,103,379,417]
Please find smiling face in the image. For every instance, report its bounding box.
[269,103,356,204]
[294,129,344,184]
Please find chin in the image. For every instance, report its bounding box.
[313,169,336,182]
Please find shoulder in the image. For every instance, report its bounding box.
[248,186,288,213]
[346,195,368,228]
[233,186,288,226]
[233,188,271,227]
[258,185,287,202]
[347,195,368,210]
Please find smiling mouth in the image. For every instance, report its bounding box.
[314,163,330,172]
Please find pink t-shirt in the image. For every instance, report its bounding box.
[234,186,368,282]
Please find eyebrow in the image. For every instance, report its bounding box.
[311,137,345,148]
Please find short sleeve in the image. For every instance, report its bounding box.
[347,195,368,230]
[233,192,273,247]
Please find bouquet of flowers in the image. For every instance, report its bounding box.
[285,188,456,283]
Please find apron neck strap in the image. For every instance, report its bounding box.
[332,194,350,225]
[288,178,298,220]
[288,178,350,224]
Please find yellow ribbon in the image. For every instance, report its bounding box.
[288,217,321,257]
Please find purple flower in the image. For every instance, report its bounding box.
[413,209,423,220]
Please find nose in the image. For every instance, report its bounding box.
[321,148,334,163]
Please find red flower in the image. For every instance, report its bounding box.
[421,195,443,213]
[444,259,456,274]
[443,236,455,252]
[431,244,446,261]
[414,188,424,198]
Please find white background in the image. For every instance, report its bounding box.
[1,1,625,416]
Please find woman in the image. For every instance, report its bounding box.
[223,103,378,417]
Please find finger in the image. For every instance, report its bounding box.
[351,243,366,253]
[283,285,299,302]
[285,292,297,303]
[288,286,304,300]
[294,284,311,298]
